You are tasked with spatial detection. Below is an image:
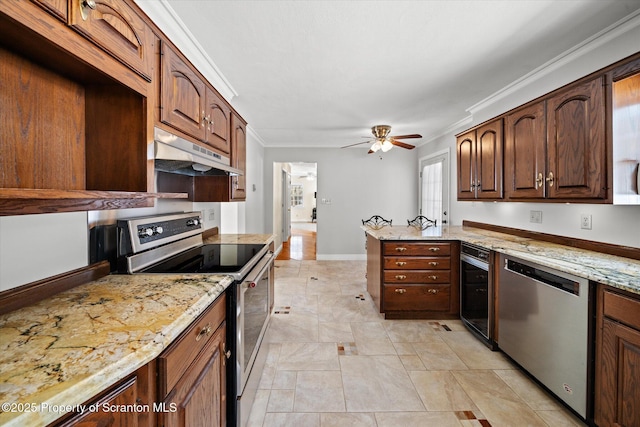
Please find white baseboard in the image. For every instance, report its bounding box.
[316,254,367,261]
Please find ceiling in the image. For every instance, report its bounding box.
[157,0,640,150]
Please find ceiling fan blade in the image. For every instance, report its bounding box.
[368,149,375,154]
[389,139,415,150]
[390,134,422,139]
[340,140,373,148]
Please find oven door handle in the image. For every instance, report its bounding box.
[461,253,489,271]
[241,252,274,289]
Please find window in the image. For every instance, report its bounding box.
[291,184,303,207]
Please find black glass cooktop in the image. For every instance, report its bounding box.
[141,244,266,274]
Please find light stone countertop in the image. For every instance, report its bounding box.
[0,233,276,427]
[203,233,275,246]
[363,225,640,295]
[0,273,233,427]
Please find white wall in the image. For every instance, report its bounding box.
[418,20,640,248]
[265,147,418,259]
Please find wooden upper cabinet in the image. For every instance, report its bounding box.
[68,0,154,81]
[505,102,546,199]
[160,41,207,141]
[230,113,247,201]
[476,120,503,199]
[456,119,503,200]
[205,86,231,154]
[31,0,67,21]
[546,77,606,199]
[456,130,476,200]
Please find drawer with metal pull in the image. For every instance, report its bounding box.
[383,284,450,311]
[384,270,451,283]
[383,242,451,256]
[383,256,451,270]
[157,293,226,398]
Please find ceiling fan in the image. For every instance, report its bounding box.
[341,125,422,153]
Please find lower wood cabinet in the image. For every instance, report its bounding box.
[54,362,156,427]
[157,294,227,427]
[56,294,228,427]
[367,236,459,319]
[595,285,640,427]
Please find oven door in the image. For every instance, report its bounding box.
[237,252,273,393]
[460,253,494,347]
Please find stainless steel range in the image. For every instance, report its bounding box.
[116,211,274,427]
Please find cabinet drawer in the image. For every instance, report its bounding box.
[69,0,154,81]
[603,290,640,330]
[384,270,451,284]
[383,242,451,256]
[384,257,450,270]
[158,293,226,398]
[384,284,450,311]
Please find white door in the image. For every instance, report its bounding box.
[282,170,291,242]
[419,150,449,225]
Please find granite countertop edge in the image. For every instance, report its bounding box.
[363,225,640,295]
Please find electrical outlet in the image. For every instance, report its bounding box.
[207,209,215,221]
[581,214,592,230]
[529,210,542,223]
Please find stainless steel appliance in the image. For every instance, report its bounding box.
[460,243,496,349]
[154,126,243,176]
[498,254,592,420]
[116,211,274,427]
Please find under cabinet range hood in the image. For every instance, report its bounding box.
[153,127,243,176]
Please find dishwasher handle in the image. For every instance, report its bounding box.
[504,258,580,296]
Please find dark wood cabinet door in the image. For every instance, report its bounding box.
[230,113,247,201]
[505,102,546,199]
[204,87,231,154]
[68,0,154,81]
[160,42,206,141]
[456,130,476,200]
[597,318,640,427]
[476,119,503,199]
[160,323,226,427]
[31,0,67,20]
[546,77,606,199]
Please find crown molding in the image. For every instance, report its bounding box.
[134,0,238,102]
[419,115,473,146]
[466,10,640,116]
[247,125,267,147]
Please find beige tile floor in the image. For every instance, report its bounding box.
[247,260,586,427]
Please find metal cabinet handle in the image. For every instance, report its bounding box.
[195,323,212,341]
[80,0,96,20]
[427,289,439,294]
[536,172,544,189]
[223,343,231,359]
[395,275,407,280]
[546,172,555,187]
[395,247,407,252]
[428,275,439,280]
[428,247,440,252]
[395,261,407,266]
[428,261,439,266]
[395,288,407,294]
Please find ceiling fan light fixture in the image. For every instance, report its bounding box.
[380,139,393,152]
[370,140,382,152]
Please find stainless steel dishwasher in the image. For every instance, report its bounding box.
[498,254,592,420]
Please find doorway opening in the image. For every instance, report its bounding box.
[275,162,317,260]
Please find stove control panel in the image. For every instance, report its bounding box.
[136,216,202,245]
